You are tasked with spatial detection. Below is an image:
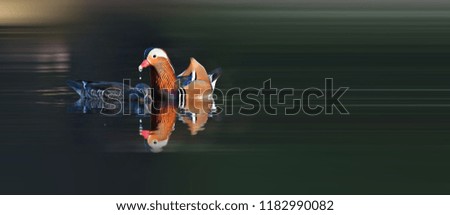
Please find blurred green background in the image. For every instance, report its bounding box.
[1,0,450,194]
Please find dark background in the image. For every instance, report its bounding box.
[1,0,450,194]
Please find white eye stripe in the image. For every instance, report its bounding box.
[148,48,168,59]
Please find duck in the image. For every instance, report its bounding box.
[137,47,221,102]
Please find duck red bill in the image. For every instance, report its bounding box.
[140,130,150,139]
[139,59,150,69]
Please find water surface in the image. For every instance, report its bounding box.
[1,2,450,194]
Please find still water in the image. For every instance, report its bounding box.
[1,3,450,194]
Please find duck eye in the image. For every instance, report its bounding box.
[152,54,157,58]
[153,140,157,144]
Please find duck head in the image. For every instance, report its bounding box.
[140,130,169,153]
[138,47,177,90]
[138,48,169,72]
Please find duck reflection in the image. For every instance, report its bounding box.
[140,98,217,152]
[179,98,216,135]
[139,102,177,153]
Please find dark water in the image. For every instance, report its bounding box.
[1,2,450,194]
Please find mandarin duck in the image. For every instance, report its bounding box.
[137,48,221,152]
[137,47,221,102]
